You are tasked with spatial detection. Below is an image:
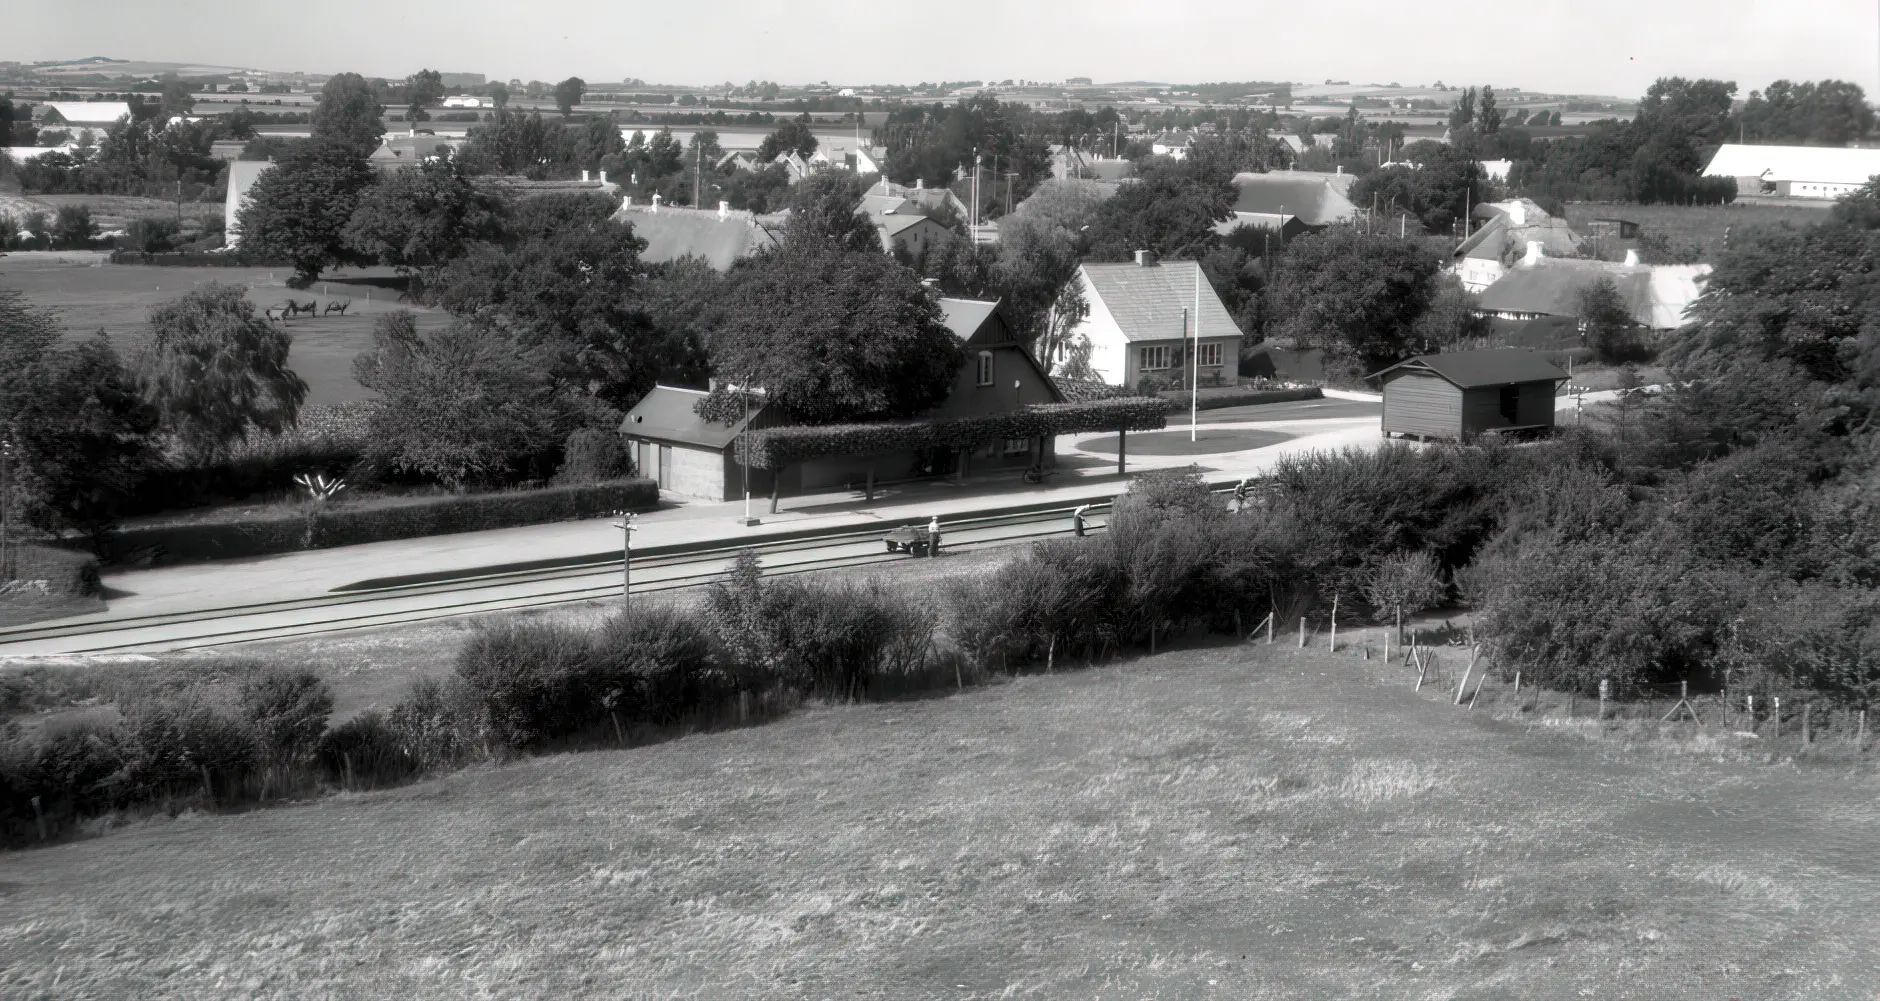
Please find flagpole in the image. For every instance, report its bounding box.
[1192,266,1201,441]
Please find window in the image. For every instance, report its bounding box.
[1196,341,1222,367]
[976,351,994,386]
[1003,437,1031,455]
[1139,345,1172,371]
[1498,385,1519,422]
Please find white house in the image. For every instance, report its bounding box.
[1473,243,1712,331]
[1452,199,1586,293]
[441,95,484,108]
[1703,143,1880,200]
[1065,251,1243,389]
[223,159,276,249]
[35,101,133,128]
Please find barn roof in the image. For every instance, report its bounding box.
[1368,349,1568,389]
[1228,172,1357,226]
[618,385,764,449]
[1704,143,1880,185]
[617,206,780,271]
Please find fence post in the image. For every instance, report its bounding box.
[1598,679,1609,721]
[1298,617,1306,649]
[1266,611,1274,644]
[1383,630,1390,666]
[1513,671,1521,703]
[1773,697,1781,740]
[30,795,46,842]
[1328,595,1338,652]
[1454,655,1474,706]
[1860,709,1868,748]
[1803,702,1812,746]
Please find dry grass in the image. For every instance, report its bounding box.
[1,258,451,407]
[4,621,1877,999]
[1565,201,1830,262]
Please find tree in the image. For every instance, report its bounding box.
[142,284,308,464]
[159,73,195,117]
[1478,86,1501,134]
[721,163,791,212]
[5,334,158,551]
[342,159,505,282]
[1266,229,1443,374]
[310,72,386,154]
[237,139,376,286]
[1082,157,1235,262]
[554,77,586,117]
[710,248,966,423]
[487,80,510,109]
[781,171,879,253]
[1364,549,1447,643]
[1349,140,1486,236]
[430,214,695,410]
[1578,277,1646,363]
[1740,79,1874,145]
[405,68,444,124]
[1449,87,1477,130]
[756,113,818,162]
[51,205,95,249]
[353,312,600,488]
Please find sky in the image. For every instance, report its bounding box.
[9,0,1879,99]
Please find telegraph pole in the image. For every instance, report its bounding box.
[1191,271,1201,441]
[611,512,636,607]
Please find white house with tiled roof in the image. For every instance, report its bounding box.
[1067,252,1242,390]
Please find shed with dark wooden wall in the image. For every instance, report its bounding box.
[1367,349,1568,441]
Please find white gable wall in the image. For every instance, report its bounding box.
[1069,269,1131,386]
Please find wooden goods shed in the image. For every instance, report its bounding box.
[1367,349,1568,441]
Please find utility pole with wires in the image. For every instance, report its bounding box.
[693,141,701,207]
[1191,270,1201,441]
[610,512,637,607]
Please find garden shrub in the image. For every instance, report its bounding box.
[318,711,419,786]
[0,725,133,844]
[4,544,101,597]
[554,427,634,485]
[117,688,263,798]
[238,670,334,763]
[454,620,597,749]
[592,606,727,724]
[384,675,489,771]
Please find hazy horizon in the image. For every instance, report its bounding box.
[9,0,1879,100]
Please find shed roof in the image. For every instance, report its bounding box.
[1455,213,1585,262]
[1474,257,1657,325]
[38,101,132,125]
[1080,259,1241,343]
[618,385,763,449]
[1368,349,1568,389]
[1703,143,1880,185]
[1228,172,1357,226]
[938,298,999,342]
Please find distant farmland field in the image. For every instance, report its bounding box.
[1,258,452,407]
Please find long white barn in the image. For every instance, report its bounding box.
[1703,144,1880,200]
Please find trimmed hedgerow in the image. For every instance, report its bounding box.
[98,478,659,564]
[4,544,101,597]
[736,397,1172,470]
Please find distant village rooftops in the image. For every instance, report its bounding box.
[614,200,782,271]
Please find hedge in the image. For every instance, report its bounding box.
[107,250,292,267]
[736,397,1172,470]
[3,545,101,598]
[96,479,659,565]
[1160,386,1323,411]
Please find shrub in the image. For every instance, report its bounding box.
[592,607,727,724]
[4,544,100,597]
[318,711,417,786]
[117,688,263,797]
[238,670,334,762]
[454,620,596,749]
[1363,550,1448,635]
[0,725,133,844]
[384,675,488,770]
[554,427,634,485]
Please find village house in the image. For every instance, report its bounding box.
[617,298,1062,501]
[1472,243,1713,331]
[1453,199,1587,292]
[613,199,781,270]
[1065,252,1243,390]
[1213,171,1359,239]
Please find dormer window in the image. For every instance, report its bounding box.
[976,351,994,386]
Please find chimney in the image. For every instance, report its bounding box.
[1623,249,1640,266]
[1508,202,1526,226]
[598,170,607,185]
[581,169,590,182]
[623,196,632,208]
[1522,241,1544,266]
[916,178,924,190]
[718,200,729,220]
[650,193,661,213]
[1336,164,1343,174]
[1134,249,1158,267]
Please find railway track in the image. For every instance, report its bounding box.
[0,501,1120,657]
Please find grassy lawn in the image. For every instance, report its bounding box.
[1565,201,1829,262]
[4,625,1875,999]
[1077,429,1294,456]
[0,258,452,407]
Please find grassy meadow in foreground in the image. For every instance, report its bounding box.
[3,630,1876,1000]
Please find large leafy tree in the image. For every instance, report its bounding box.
[554,76,586,117]
[310,72,386,154]
[353,312,600,488]
[709,248,965,423]
[1082,157,1235,263]
[405,68,444,123]
[342,159,505,282]
[8,334,159,550]
[782,171,879,253]
[237,139,377,286]
[1266,229,1443,374]
[430,213,694,409]
[1349,140,1486,236]
[755,113,818,162]
[142,284,308,464]
[1740,79,1874,145]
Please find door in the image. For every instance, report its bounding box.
[658,445,673,490]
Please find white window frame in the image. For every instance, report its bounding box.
[1196,341,1223,367]
[976,350,994,386]
[1003,437,1031,455]
[1139,345,1173,371]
